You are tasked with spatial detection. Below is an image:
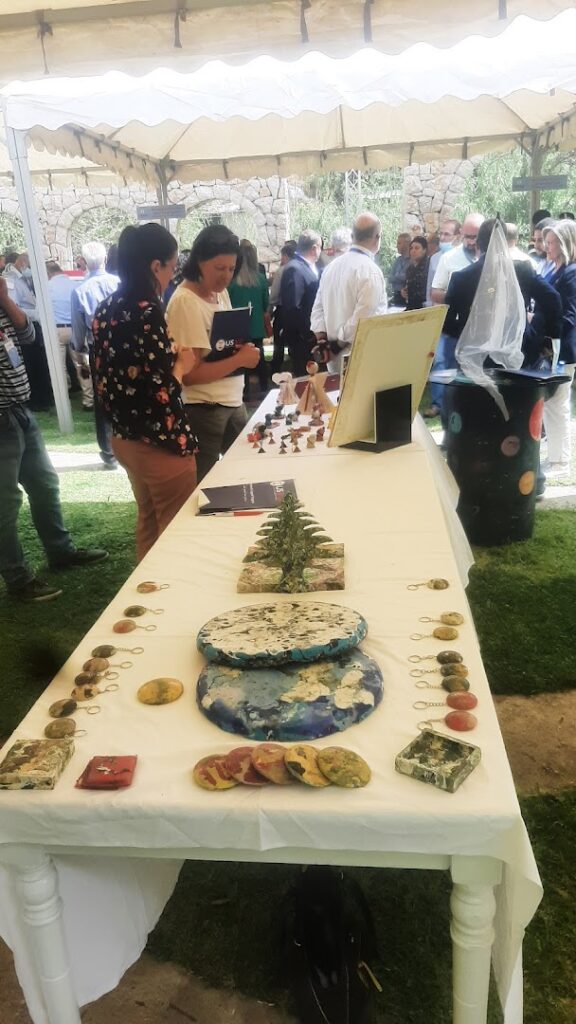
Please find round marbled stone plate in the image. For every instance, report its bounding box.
[196,601,368,667]
[196,648,383,742]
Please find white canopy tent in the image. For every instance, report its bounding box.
[4,12,576,183]
[3,9,576,431]
[1,0,574,82]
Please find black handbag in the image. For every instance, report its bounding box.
[287,866,382,1024]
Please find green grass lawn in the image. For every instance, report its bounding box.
[0,399,574,1023]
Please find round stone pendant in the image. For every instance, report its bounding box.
[284,744,332,787]
[193,754,239,790]
[316,747,371,788]
[137,678,184,705]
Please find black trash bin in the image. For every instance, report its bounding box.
[434,369,568,546]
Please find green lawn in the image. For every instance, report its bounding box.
[0,399,574,1024]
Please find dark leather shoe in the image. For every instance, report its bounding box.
[50,548,109,570]
[9,578,63,602]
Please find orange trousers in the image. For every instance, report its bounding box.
[112,437,197,562]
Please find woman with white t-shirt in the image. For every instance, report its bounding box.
[166,225,260,482]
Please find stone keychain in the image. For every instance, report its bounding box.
[410,626,459,641]
[91,643,144,657]
[71,681,119,702]
[136,581,170,594]
[407,578,450,591]
[44,718,87,739]
[410,663,469,678]
[75,668,120,684]
[48,698,101,718]
[417,710,478,732]
[413,692,478,712]
[419,612,465,626]
[113,619,157,634]
[408,650,464,665]
[123,604,164,617]
[415,675,470,693]
[82,657,132,675]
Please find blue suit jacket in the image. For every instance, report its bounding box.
[279,255,319,336]
[547,262,576,363]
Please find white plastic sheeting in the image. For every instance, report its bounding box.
[0,0,574,82]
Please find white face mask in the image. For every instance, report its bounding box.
[439,241,453,253]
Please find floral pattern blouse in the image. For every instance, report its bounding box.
[92,292,196,457]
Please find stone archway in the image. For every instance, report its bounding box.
[52,192,139,267]
[167,177,289,268]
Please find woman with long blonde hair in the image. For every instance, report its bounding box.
[541,220,576,475]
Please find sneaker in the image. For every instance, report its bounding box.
[423,404,441,418]
[545,462,570,478]
[50,548,109,570]
[9,578,63,602]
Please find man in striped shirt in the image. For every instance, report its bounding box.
[0,277,108,601]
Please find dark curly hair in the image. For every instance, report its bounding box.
[182,224,241,282]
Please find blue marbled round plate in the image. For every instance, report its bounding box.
[196,601,368,667]
[196,648,383,741]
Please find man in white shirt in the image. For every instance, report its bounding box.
[425,212,484,417]
[424,219,461,307]
[506,223,532,263]
[310,212,388,373]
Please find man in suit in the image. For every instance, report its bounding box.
[443,218,563,497]
[444,218,562,364]
[279,229,322,376]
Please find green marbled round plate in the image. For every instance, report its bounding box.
[197,601,368,667]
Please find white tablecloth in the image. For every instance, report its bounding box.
[0,398,541,1024]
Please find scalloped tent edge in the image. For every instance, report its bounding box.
[0,0,574,82]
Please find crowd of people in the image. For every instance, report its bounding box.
[1,203,574,602]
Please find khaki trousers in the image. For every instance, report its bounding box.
[57,326,94,407]
[112,437,197,561]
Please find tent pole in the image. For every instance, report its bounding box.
[5,127,73,434]
[529,137,544,224]
[156,165,170,229]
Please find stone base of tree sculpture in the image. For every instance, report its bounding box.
[237,494,344,593]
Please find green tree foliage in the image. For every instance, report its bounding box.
[177,207,258,249]
[454,149,576,246]
[290,170,403,272]
[0,213,26,254]
[70,206,132,258]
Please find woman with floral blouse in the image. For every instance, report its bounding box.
[93,223,197,560]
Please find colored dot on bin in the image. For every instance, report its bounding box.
[529,399,545,441]
[518,471,535,495]
[501,435,520,457]
[449,412,462,434]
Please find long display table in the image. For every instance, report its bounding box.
[0,398,541,1024]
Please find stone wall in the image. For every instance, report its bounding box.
[0,162,476,265]
[0,175,293,269]
[403,159,477,232]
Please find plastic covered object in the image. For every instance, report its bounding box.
[456,220,525,419]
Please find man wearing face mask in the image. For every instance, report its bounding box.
[423,213,484,418]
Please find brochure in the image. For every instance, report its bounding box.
[198,479,297,515]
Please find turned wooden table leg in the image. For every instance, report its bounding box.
[450,857,503,1024]
[0,844,81,1024]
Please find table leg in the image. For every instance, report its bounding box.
[0,844,81,1024]
[450,857,502,1024]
